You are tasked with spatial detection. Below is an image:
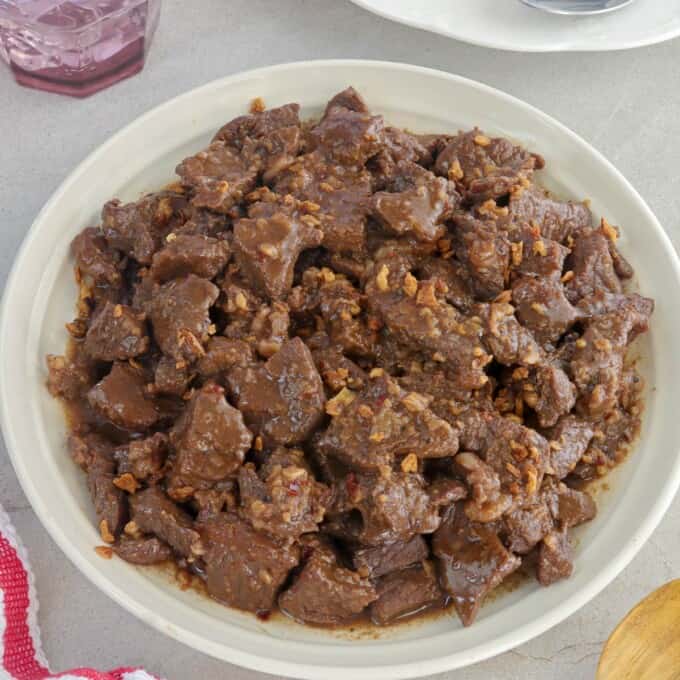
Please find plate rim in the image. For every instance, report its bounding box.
[2,59,680,679]
[349,0,680,52]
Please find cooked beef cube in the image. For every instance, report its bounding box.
[317,374,458,471]
[150,234,230,282]
[483,416,548,505]
[238,451,330,543]
[114,536,173,565]
[576,290,654,329]
[101,192,185,264]
[571,307,647,416]
[87,444,128,541]
[273,152,371,253]
[565,227,622,303]
[234,201,323,299]
[370,127,433,187]
[115,432,168,481]
[196,337,255,379]
[147,274,219,361]
[84,301,149,361]
[213,102,301,148]
[371,161,458,242]
[609,239,634,279]
[503,499,553,554]
[429,477,470,506]
[435,129,540,201]
[453,214,510,301]
[87,362,159,431]
[543,481,597,528]
[176,141,258,214]
[370,564,443,625]
[455,452,511,523]
[315,276,373,357]
[309,100,385,166]
[507,185,592,243]
[68,432,112,471]
[194,480,237,521]
[479,302,542,367]
[433,506,520,626]
[458,413,548,507]
[71,227,122,286]
[334,469,459,545]
[545,416,594,478]
[324,87,369,115]
[242,125,302,183]
[279,543,377,625]
[536,529,573,586]
[368,274,490,391]
[228,337,325,446]
[312,346,368,392]
[511,227,570,280]
[418,258,475,312]
[200,513,300,613]
[130,486,202,557]
[175,205,229,237]
[154,355,193,396]
[169,383,252,491]
[250,302,290,358]
[527,364,577,428]
[351,535,429,578]
[46,353,95,400]
[513,276,577,347]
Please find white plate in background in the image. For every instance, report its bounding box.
[2,60,680,679]
[350,0,680,52]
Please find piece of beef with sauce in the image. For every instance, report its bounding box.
[316,373,459,471]
[176,141,258,214]
[433,505,521,626]
[130,486,202,558]
[237,448,330,543]
[370,563,444,625]
[85,437,128,542]
[101,191,186,265]
[434,128,542,202]
[83,301,149,361]
[278,539,377,625]
[146,274,219,362]
[87,362,160,431]
[367,269,491,391]
[71,227,123,287]
[273,151,372,254]
[149,234,230,282]
[168,383,252,493]
[331,467,465,545]
[114,536,173,565]
[351,534,429,578]
[452,214,510,301]
[506,184,592,244]
[227,337,326,446]
[234,197,323,299]
[371,161,459,243]
[200,512,300,614]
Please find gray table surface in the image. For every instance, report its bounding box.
[1,1,679,678]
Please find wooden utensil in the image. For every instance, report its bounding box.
[597,579,680,680]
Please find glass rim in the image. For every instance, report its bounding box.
[0,0,158,36]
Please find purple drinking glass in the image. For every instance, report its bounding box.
[0,0,160,97]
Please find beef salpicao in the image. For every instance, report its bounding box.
[47,87,652,628]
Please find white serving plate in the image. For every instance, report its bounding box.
[2,60,680,679]
[350,0,680,52]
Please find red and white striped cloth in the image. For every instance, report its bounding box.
[0,503,160,680]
